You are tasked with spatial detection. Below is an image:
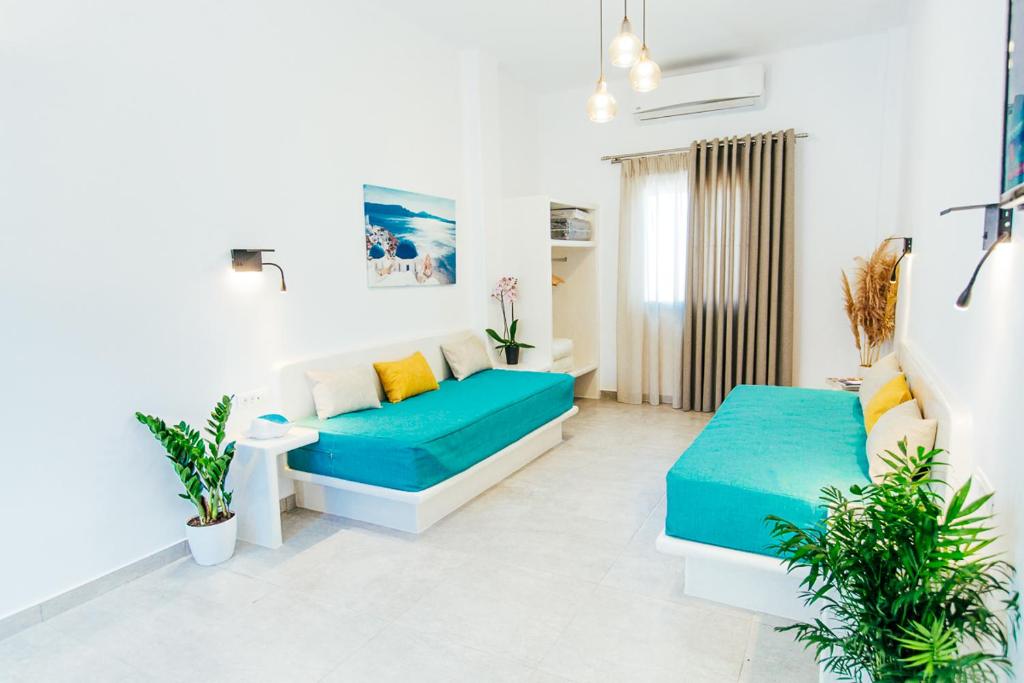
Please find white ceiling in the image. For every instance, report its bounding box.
[375,0,909,91]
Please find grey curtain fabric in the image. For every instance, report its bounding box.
[680,129,796,412]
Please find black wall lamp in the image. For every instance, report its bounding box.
[938,203,1013,309]
[883,236,913,284]
[231,249,287,292]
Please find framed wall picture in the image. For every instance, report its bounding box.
[1002,0,1024,207]
[364,184,456,287]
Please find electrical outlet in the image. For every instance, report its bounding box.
[235,387,268,411]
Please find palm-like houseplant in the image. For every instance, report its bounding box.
[768,443,1019,682]
[841,241,899,368]
[486,275,534,365]
[136,395,238,565]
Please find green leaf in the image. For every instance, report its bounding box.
[767,439,1020,681]
[136,396,238,521]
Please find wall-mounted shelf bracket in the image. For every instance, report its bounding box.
[939,203,1013,249]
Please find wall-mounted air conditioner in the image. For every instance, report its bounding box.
[632,64,765,122]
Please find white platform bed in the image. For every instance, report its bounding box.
[655,339,982,623]
[229,332,576,547]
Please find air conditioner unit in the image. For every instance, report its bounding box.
[632,64,765,122]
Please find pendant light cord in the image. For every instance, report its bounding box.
[642,0,646,46]
[599,0,604,80]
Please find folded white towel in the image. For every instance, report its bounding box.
[552,355,574,373]
[552,337,574,361]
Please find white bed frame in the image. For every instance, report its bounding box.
[656,339,983,623]
[232,331,576,540]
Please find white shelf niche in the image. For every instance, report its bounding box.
[550,200,600,399]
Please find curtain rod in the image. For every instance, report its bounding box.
[601,132,809,164]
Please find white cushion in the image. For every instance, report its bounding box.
[552,337,574,361]
[866,398,937,481]
[552,355,574,373]
[440,334,493,381]
[859,352,901,412]
[306,367,382,420]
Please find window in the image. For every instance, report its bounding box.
[641,169,688,304]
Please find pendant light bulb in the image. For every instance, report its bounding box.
[629,46,661,92]
[587,0,617,123]
[587,79,617,123]
[609,16,642,68]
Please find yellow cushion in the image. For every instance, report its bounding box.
[864,373,912,433]
[373,351,439,403]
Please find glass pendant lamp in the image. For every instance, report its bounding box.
[608,0,642,68]
[587,0,617,122]
[629,0,661,92]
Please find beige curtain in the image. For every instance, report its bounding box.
[616,153,688,405]
[680,130,796,411]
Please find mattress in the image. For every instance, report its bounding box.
[665,385,869,557]
[288,369,575,492]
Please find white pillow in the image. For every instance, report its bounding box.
[866,398,937,482]
[859,352,901,412]
[441,334,493,380]
[306,367,382,420]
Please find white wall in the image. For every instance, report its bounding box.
[498,70,543,199]
[0,0,508,619]
[537,32,907,391]
[897,1,1024,662]
[484,69,544,346]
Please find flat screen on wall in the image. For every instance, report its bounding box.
[1002,0,1024,207]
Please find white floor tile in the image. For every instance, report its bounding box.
[326,623,535,682]
[739,618,818,682]
[0,624,143,682]
[396,558,596,664]
[261,526,472,620]
[538,586,752,682]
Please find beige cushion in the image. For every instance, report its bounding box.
[872,352,900,375]
[306,367,382,419]
[859,352,901,412]
[866,398,937,481]
[441,334,493,380]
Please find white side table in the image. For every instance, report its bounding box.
[228,428,319,549]
[825,377,861,393]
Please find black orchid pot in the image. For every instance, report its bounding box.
[505,346,521,365]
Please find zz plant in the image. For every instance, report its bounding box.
[136,395,236,526]
[768,442,1020,682]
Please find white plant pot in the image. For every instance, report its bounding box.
[185,514,237,566]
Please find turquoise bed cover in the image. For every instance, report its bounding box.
[665,385,869,557]
[288,369,575,492]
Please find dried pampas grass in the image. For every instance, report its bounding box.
[841,241,899,367]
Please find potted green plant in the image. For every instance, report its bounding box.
[768,442,1020,682]
[135,395,238,566]
[486,275,534,365]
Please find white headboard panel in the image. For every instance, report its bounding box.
[274,330,477,420]
[897,340,981,495]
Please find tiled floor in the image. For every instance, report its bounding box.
[0,399,818,682]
